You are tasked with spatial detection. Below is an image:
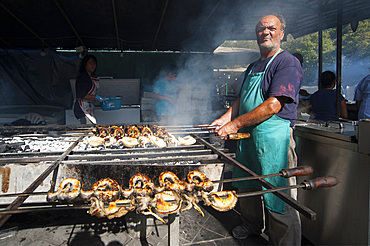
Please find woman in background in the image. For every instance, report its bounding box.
[73,54,105,124]
[309,71,348,121]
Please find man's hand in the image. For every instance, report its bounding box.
[210,118,227,131]
[217,121,239,139]
[213,96,288,139]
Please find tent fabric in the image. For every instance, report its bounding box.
[0,49,79,108]
[0,0,369,52]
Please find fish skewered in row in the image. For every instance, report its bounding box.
[48,178,121,203]
[47,178,81,202]
[47,170,237,223]
[88,124,196,148]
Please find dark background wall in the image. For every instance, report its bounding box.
[0,48,216,109]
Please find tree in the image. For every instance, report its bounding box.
[220,19,370,94]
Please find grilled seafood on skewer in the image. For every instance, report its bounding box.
[88,197,135,219]
[88,196,106,218]
[88,136,106,147]
[129,173,152,189]
[141,207,166,224]
[164,133,179,147]
[80,181,94,201]
[93,126,110,139]
[187,170,214,192]
[208,190,238,212]
[47,180,58,202]
[104,136,117,147]
[91,178,121,202]
[87,124,173,148]
[178,135,196,146]
[47,178,81,202]
[151,190,182,215]
[126,125,140,138]
[141,126,153,137]
[149,135,166,148]
[129,173,155,196]
[133,195,153,213]
[109,125,124,140]
[117,137,139,148]
[159,171,186,193]
[138,136,150,147]
[181,192,205,217]
[151,125,168,138]
[105,198,136,219]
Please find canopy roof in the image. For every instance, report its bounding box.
[0,0,369,53]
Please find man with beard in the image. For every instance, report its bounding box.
[211,15,303,245]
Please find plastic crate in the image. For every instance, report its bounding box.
[101,96,122,111]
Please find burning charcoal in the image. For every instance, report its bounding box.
[23,145,31,152]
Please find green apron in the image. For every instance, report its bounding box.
[233,48,290,214]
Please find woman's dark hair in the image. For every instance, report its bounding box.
[79,54,97,73]
[319,71,336,89]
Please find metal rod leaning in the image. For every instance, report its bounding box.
[192,134,318,220]
[0,135,85,227]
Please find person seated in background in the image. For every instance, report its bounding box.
[152,64,179,123]
[309,71,348,121]
[354,73,370,120]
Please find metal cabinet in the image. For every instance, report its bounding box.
[294,120,370,245]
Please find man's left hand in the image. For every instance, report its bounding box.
[217,121,239,139]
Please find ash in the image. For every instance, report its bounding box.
[0,136,186,153]
[0,136,99,153]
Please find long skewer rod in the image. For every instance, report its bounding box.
[214,165,313,184]
[238,176,339,198]
[0,177,337,215]
[0,166,313,198]
[192,134,317,220]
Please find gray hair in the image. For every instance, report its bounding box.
[274,14,286,30]
[256,14,286,31]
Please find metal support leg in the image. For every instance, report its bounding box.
[168,213,179,246]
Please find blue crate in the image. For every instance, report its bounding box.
[101,96,122,111]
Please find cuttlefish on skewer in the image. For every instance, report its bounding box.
[47,178,81,203]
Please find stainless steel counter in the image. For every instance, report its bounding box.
[294,119,370,245]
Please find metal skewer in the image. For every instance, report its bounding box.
[167,131,214,135]
[0,192,48,198]
[213,165,314,184]
[237,176,339,198]
[0,176,338,215]
[0,166,313,199]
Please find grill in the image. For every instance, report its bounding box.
[0,123,336,244]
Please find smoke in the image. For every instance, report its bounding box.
[158,2,264,126]
[158,54,218,126]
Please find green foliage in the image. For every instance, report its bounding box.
[283,19,370,85]
[342,19,370,58]
[220,19,370,88]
